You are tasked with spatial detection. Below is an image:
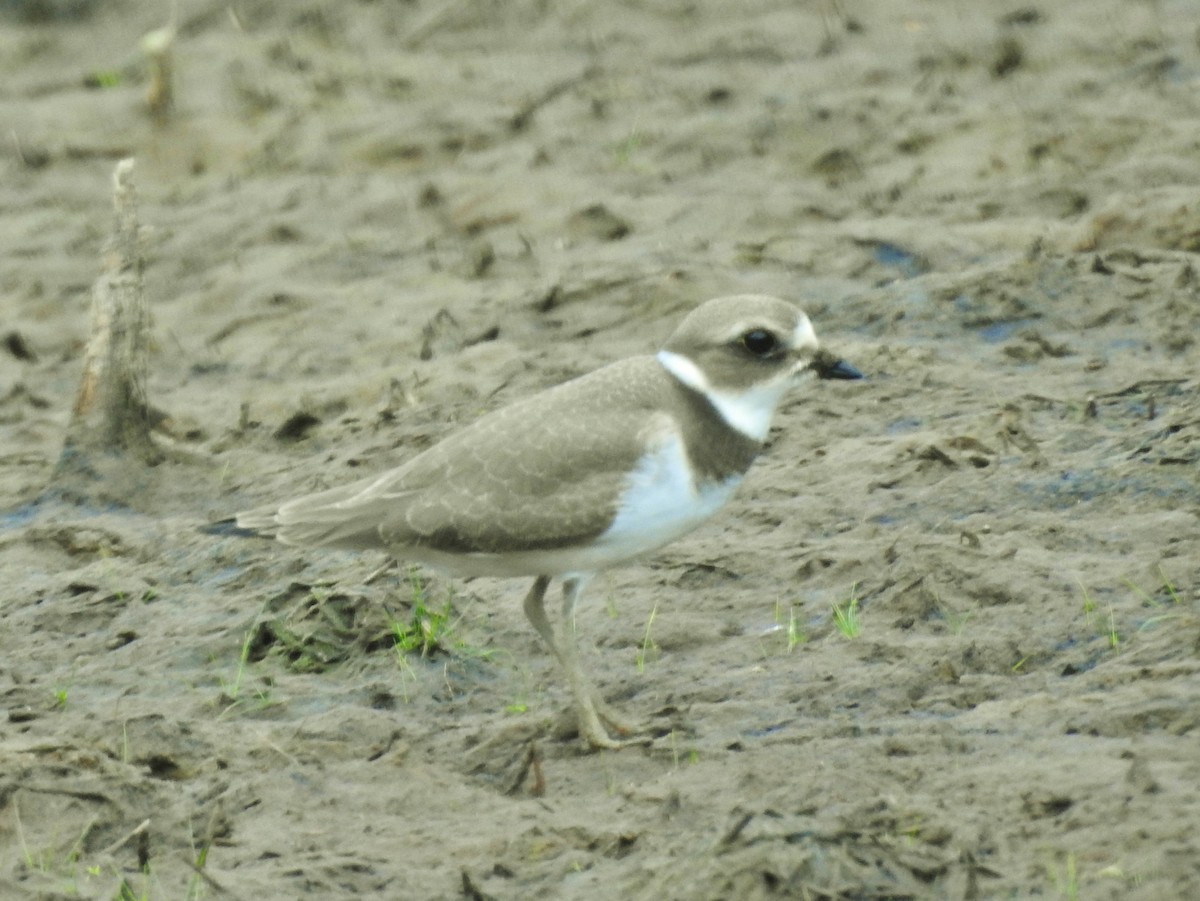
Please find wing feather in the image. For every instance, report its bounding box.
[237,357,675,556]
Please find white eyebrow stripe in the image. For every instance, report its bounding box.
[792,314,818,351]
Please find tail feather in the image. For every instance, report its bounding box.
[235,478,398,551]
[276,515,388,550]
[234,506,282,535]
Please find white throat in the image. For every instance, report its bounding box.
[657,350,790,442]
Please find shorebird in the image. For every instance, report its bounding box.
[235,295,861,748]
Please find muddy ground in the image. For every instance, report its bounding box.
[2,1,1199,898]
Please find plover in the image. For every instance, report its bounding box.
[235,295,861,748]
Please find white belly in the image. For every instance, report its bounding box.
[593,433,742,561]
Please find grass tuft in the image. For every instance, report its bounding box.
[1079,581,1097,629]
[636,602,659,673]
[387,568,455,657]
[1047,850,1080,901]
[219,621,257,702]
[785,604,806,652]
[832,584,862,639]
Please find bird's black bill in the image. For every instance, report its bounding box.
[812,349,864,380]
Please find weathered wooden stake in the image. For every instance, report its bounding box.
[142,26,175,124]
[56,158,163,483]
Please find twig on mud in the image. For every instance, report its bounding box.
[186,805,238,898]
[509,66,600,132]
[185,857,236,898]
[255,731,302,768]
[12,799,31,867]
[718,811,754,847]
[504,742,546,797]
[402,0,460,48]
[99,817,151,857]
[364,558,398,585]
[460,868,496,901]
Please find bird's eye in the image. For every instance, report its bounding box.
[739,329,779,358]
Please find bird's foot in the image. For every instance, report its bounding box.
[578,720,653,751]
[575,694,652,751]
[591,693,641,738]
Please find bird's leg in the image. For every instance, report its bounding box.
[521,576,638,750]
[521,576,609,747]
[559,578,648,748]
[521,575,557,654]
